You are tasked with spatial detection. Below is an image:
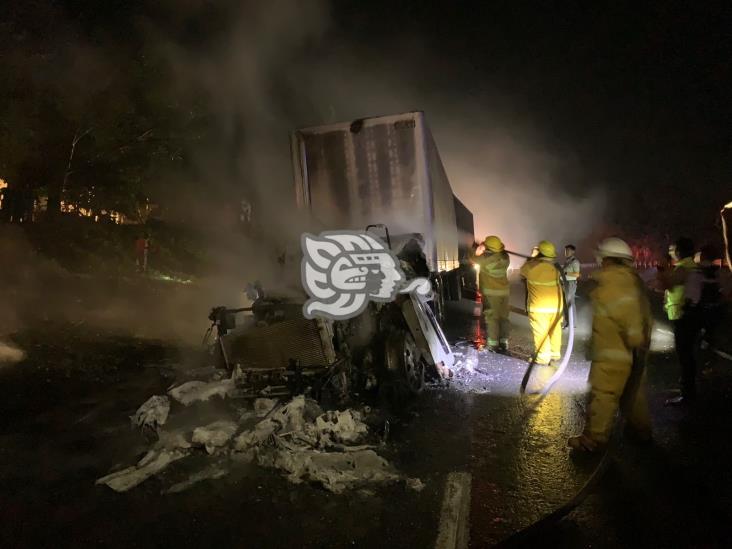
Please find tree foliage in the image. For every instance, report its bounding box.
[0,1,206,222]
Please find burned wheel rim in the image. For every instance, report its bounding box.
[385,331,424,395]
[403,334,424,393]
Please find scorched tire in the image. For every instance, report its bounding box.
[384,330,425,396]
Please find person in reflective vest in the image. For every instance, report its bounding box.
[658,237,702,405]
[569,237,652,451]
[520,240,563,365]
[471,235,510,352]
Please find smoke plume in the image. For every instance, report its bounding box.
[1,0,608,346]
[155,0,605,265]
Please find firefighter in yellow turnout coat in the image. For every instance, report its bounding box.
[520,240,564,365]
[569,238,652,451]
[472,236,511,352]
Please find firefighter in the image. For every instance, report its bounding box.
[569,237,652,451]
[563,244,581,305]
[520,240,563,365]
[658,237,702,405]
[471,235,510,352]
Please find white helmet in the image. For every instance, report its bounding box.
[596,237,633,261]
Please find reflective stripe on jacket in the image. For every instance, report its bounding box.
[591,263,652,364]
[473,251,510,297]
[520,258,563,313]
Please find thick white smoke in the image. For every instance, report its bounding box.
[158,0,605,267]
[162,0,329,239]
[0,1,608,349]
[438,126,607,262]
[0,341,24,365]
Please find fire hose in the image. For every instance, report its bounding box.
[498,347,648,547]
[503,249,576,402]
[493,260,650,546]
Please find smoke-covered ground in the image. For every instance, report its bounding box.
[0,224,302,349]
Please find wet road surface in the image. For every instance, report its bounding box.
[2,286,732,547]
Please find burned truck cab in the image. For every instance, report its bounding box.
[207,286,454,403]
[205,111,469,403]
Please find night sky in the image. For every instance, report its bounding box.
[331,1,731,242]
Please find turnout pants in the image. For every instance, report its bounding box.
[528,310,563,364]
[482,293,510,348]
[585,360,651,443]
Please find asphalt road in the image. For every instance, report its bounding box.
[1,283,731,548]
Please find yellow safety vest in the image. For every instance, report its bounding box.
[520,258,563,313]
[664,257,697,321]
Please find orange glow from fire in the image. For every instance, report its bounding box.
[0,179,7,210]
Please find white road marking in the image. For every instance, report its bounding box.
[435,471,472,549]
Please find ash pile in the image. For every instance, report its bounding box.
[96,371,423,495]
[96,285,455,494]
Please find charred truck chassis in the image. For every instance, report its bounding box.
[206,292,454,403]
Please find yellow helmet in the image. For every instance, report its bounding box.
[537,240,557,258]
[483,235,505,253]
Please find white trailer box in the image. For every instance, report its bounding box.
[291,111,461,273]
